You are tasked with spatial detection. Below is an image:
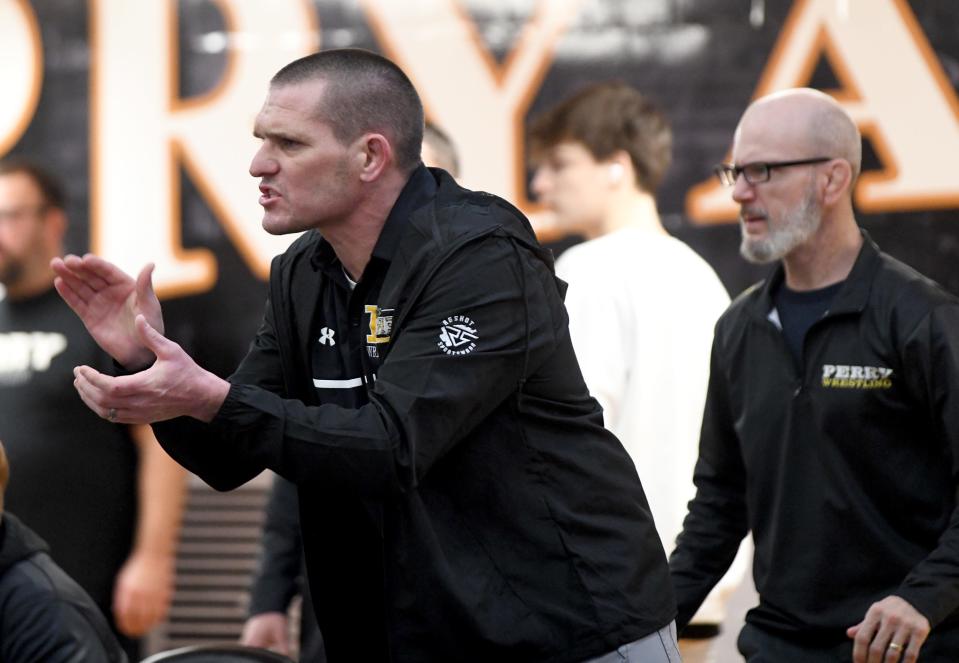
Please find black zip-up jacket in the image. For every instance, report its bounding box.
[670,233,959,649]
[155,167,675,662]
[0,513,127,663]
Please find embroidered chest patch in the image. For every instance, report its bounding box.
[437,315,478,356]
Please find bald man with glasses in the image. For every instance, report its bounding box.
[668,88,959,663]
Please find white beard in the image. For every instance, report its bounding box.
[740,184,821,264]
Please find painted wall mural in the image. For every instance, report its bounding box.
[3,0,958,373]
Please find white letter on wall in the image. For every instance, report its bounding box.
[687,0,959,223]
[90,0,317,297]
[360,0,583,209]
[0,0,42,157]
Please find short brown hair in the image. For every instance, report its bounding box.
[528,82,672,193]
[272,49,424,173]
[0,158,66,209]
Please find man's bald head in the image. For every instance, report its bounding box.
[731,89,863,266]
[737,88,862,184]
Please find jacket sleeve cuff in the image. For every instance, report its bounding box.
[208,382,286,473]
[210,382,283,432]
[892,587,950,628]
[210,381,250,425]
[248,582,297,616]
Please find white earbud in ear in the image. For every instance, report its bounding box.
[608,162,624,184]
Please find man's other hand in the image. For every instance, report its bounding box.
[847,595,930,663]
[112,550,174,637]
[240,612,291,655]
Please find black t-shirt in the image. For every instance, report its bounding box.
[308,254,385,412]
[0,288,137,614]
[773,281,844,364]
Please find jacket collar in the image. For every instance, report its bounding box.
[372,164,436,263]
[0,513,49,572]
[747,228,882,320]
[310,165,437,276]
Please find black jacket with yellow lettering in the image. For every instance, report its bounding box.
[669,232,959,651]
[154,167,674,662]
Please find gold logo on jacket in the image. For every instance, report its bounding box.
[365,305,393,344]
[365,305,394,358]
[821,364,893,389]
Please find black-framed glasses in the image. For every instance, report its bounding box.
[714,157,834,187]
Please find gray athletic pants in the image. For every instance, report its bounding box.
[583,622,682,662]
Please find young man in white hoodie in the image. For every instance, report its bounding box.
[530,82,747,637]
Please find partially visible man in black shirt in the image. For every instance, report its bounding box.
[0,159,186,660]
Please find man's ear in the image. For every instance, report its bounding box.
[42,206,67,249]
[603,150,632,184]
[357,133,393,183]
[821,158,853,207]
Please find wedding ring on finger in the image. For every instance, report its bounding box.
[107,407,117,422]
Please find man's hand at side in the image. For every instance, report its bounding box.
[72,315,230,424]
[847,595,930,663]
[240,612,291,655]
[112,550,175,637]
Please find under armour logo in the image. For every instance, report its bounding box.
[318,327,336,346]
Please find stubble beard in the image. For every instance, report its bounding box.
[0,254,25,290]
[263,157,353,236]
[739,185,821,264]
